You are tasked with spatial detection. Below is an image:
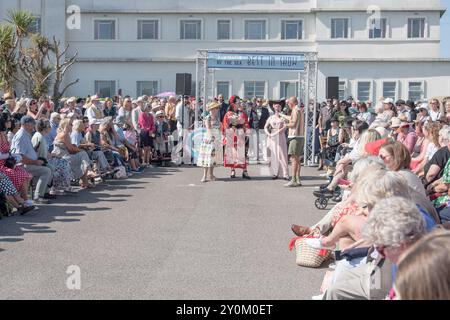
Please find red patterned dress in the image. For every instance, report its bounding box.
[0,134,32,191]
[222,110,250,170]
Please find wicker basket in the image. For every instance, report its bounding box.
[294,238,331,268]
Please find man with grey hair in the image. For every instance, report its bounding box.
[323,197,430,300]
[46,112,61,153]
[11,116,53,204]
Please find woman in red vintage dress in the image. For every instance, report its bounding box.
[222,96,251,179]
[0,117,32,201]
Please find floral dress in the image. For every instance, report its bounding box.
[32,132,73,191]
[197,116,222,168]
[0,135,32,191]
[432,159,450,208]
[0,172,18,196]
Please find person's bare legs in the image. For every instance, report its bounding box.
[19,179,30,201]
[201,168,208,182]
[320,215,367,248]
[209,167,216,181]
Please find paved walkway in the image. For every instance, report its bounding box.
[0,165,330,299]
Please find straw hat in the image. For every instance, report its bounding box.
[390,117,401,128]
[207,101,220,111]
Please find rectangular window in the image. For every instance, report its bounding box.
[408,18,425,38]
[217,20,231,40]
[338,81,346,101]
[245,20,266,40]
[281,20,302,40]
[408,82,423,101]
[331,18,349,39]
[95,81,116,98]
[180,20,201,40]
[28,17,41,34]
[357,81,371,102]
[244,81,265,99]
[383,82,397,100]
[280,82,299,99]
[216,81,230,100]
[138,20,159,40]
[369,18,387,39]
[94,20,116,40]
[137,81,159,96]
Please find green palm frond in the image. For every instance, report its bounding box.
[7,9,34,37]
[0,25,15,53]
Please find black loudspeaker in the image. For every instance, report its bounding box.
[326,77,339,100]
[176,73,192,96]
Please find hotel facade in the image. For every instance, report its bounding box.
[1,0,450,102]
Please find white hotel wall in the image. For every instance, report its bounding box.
[65,60,450,101]
[318,61,450,101]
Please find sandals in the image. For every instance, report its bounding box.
[19,204,35,215]
[80,183,95,189]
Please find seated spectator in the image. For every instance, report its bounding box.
[60,97,82,118]
[32,119,74,195]
[85,95,104,123]
[52,118,95,189]
[410,122,427,168]
[113,115,141,173]
[0,172,35,215]
[429,98,442,122]
[0,117,32,204]
[396,121,417,154]
[46,112,61,153]
[11,116,53,204]
[118,97,133,128]
[85,119,111,174]
[318,123,377,195]
[99,117,127,169]
[323,196,428,300]
[379,141,426,196]
[394,228,450,300]
[292,156,385,238]
[412,121,441,175]
[356,102,374,125]
[7,118,20,143]
[416,103,430,124]
[424,125,450,185]
[103,97,117,118]
[382,98,396,121]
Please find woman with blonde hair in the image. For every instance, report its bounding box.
[412,121,441,175]
[395,228,450,300]
[197,101,222,182]
[52,118,95,189]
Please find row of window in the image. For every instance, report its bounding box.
[340,80,424,102]
[94,79,424,102]
[91,17,428,40]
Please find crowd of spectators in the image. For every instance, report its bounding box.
[291,95,450,300]
[1,91,449,299]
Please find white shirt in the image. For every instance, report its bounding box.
[429,109,441,122]
[175,102,190,129]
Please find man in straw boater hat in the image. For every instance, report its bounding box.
[197,101,222,182]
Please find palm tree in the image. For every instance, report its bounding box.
[0,24,17,95]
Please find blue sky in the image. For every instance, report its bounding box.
[442,0,450,57]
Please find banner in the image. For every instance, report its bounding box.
[207,51,305,71]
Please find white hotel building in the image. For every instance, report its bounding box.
[1,0,450,102]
